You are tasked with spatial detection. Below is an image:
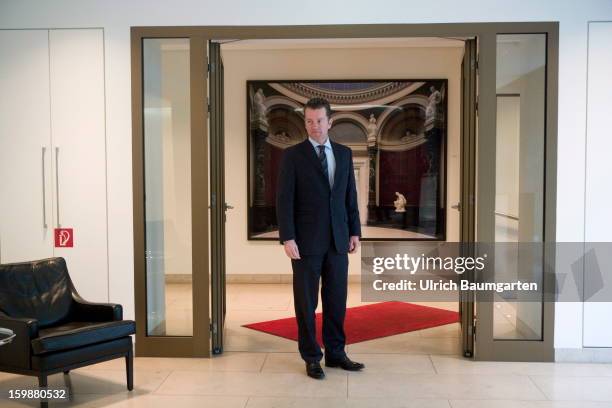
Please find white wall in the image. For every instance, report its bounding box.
[222,44,463,276]
[583,22,612,348]
[1,0,612,353]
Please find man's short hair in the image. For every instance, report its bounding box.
[304,97,332,119]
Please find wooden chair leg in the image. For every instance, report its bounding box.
[38,374,48,408]
[126,348,134,391]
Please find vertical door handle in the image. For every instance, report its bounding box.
[55,146,61,227]
[41,147,48,229]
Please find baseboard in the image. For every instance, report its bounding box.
[227,274,291,284]
[555,347,612,363]
[226,274,362,284]
[165,274,193,284]
[165,274,362,284]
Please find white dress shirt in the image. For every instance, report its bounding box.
[308,136,336,188]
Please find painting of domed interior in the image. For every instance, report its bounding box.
[248,80,447,241]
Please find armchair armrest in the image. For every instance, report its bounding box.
[0,311,38,370]
[71,293,123,322]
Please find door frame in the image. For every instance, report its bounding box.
[131,22,558,359]
[209,40,227,354]
[474,29,558,361]
[460,37,478,358]
[131,33,210,357]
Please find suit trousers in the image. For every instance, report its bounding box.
[291,245,349,363]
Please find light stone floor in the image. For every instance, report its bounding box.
[2,284,612,407]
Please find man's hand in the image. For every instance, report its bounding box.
[283,239,301,259]
[348,236,360,254]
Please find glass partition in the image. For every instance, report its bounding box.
[143,38,193,336]
[493,34,546,340]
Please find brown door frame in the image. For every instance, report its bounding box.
[131,34,209,357]
[131,22,558,359]
[460,37,478,358]
[209,40,227,354]
[475,28,558,361]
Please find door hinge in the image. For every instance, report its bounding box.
[211,192,216,209]
[210,323,217,334]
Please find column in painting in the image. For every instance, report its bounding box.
[366,113,379,224]
[250,88,269,234]
[419,84,444,235]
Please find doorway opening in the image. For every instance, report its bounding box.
[219,37,467,357]
[131,22,558,361]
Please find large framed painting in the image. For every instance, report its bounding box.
[247,79,447,241]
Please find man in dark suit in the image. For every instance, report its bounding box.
[276,97,365,379]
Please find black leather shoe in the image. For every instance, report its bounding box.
[325,356,365,371]
[306,362,325,379]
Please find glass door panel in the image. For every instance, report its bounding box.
[143,38,193,337]
[475,28,556,361]
[493,34,546,341]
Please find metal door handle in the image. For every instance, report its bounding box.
[224,203,234,211]
[55,146,61,227]
[41,147,48,229]
[451,202,461,210]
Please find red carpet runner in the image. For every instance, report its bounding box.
[243,301,459,345]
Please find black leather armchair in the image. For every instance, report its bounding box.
[0,257,135,398]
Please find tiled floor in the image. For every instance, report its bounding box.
[3,353,612,407]
[2,284,611,407]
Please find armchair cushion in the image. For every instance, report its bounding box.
[31,320,135,355]
[31,336,132,372]
[0,258,73,328]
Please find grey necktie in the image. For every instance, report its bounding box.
[317,145,329,185]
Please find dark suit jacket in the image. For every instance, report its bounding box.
[276,139,361,255]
